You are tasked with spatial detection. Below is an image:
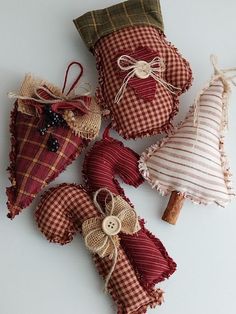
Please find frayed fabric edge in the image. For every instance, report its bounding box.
[116,288,164,314]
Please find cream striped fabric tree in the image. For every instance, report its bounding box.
[140,56,236,224]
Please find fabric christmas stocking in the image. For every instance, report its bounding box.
[83,125,176,289]
[74,0,192,139]
[7,62,101,219]
[140,55,236,224]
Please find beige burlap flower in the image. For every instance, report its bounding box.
[82,188,140,291]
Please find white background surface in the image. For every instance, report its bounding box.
[0,1,236,313]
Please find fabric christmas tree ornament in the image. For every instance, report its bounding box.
[139,56,236,225]
[7,62,101,219]
[74,0,193,139]
[83,125,176,288]
[35,184,166,313]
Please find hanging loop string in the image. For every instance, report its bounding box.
[83,188,140,292]
[93,188,115,216]
[194,55,236,132]
[102,123,112,140]
[62,61,84,96]
[211,55,236,86]
[114,55,181,103]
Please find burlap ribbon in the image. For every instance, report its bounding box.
[8,61,93,115]
[8,85,91,115]
[82,188,140,291]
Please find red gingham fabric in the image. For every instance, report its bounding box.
[7,106,85,219]
[83,129,176,288]
[95,26,192,139]
[35,184,164,314]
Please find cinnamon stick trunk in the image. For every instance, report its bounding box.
[162,191,185,225]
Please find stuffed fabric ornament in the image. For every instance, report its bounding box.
[83,125,176,289]
[74,0,192,139]
[7,62,101,219]
[35,184,165,314]
[140,56,236,224]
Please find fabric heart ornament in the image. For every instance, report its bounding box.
[83,125,176,288]
[7,62,101,219]
[140,56,236,225]
[74,0,193,139]
[35,184,164,313]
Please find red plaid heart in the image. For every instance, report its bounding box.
[7,107,85,219]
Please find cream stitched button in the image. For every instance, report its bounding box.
[102,216,121,236]
[134,61,151,79]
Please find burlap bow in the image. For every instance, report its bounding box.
[8,61,92,115]
[82,188,140,291]
[8,85,91,115]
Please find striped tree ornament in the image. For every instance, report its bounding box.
[140,56,236,224]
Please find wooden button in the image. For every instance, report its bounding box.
[102,216,121,236]
[134,61,151,79]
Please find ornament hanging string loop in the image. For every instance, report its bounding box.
[193,55,236,134]
[62,61,84,96]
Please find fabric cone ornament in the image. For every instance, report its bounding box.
[140,56,236,224]
[74,0,192,139]
[35,184,165,313]
[83,125,176,288]
[7,62,101,219]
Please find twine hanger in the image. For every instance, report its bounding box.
[194,54,236,132]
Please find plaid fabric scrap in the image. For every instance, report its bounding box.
[35,184,164,313]
[74,0,164,51]
[7,107,84,219]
